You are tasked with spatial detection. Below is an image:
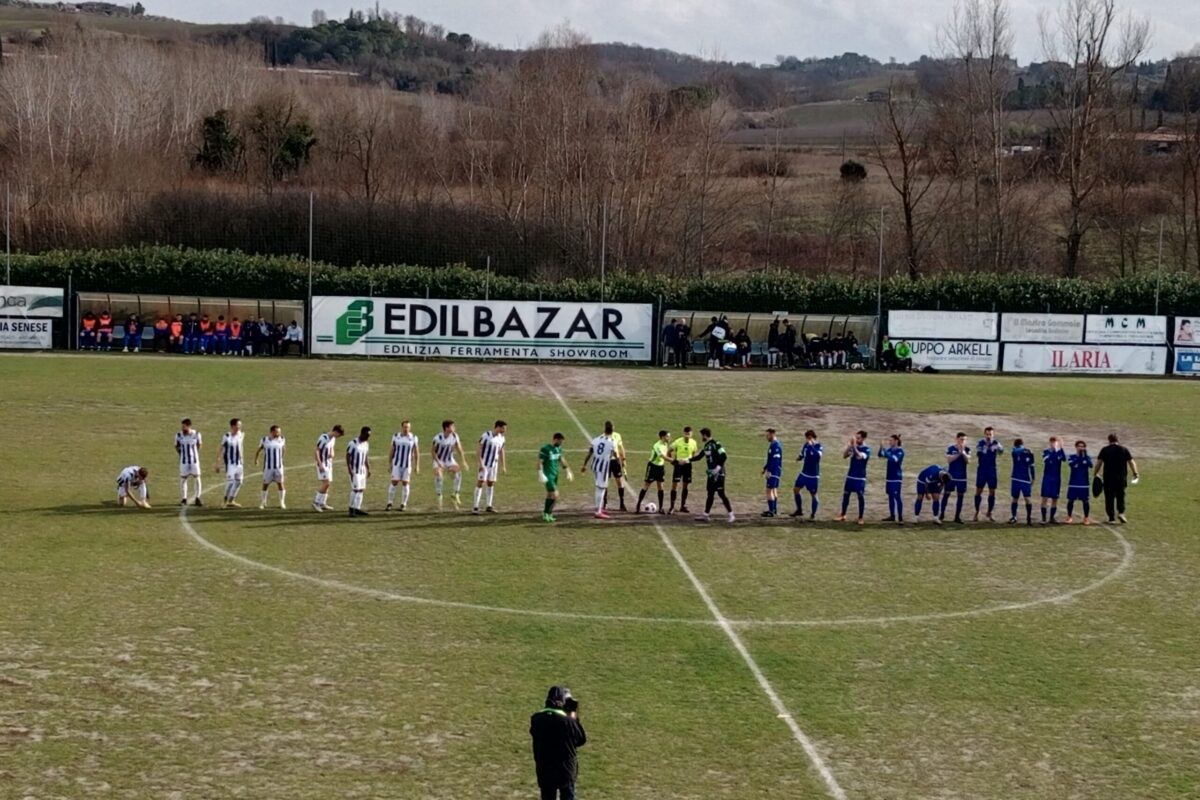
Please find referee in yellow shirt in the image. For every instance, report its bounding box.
[636,431,672,513]
[667,426,700,514]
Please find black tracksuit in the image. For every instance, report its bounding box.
[530,708,587,798]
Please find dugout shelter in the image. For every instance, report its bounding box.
[74,293,305,349]
[661,310,879,366]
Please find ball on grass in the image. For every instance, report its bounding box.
[644,502,658,513]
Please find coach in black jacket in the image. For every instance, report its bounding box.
[530,686,587,800]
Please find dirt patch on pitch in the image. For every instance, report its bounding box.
[446,364,643,402]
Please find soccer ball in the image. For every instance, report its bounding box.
[644,502,658,513]
[722,342,737,355]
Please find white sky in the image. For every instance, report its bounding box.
[151,0,1198,64]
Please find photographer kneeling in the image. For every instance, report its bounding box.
[530,686,587,800]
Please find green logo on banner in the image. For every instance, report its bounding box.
[336,299,374,345]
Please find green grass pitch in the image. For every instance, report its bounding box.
[2,354,1197,799]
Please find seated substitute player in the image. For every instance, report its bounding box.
[1040,436,1067,524]
[215,418,245,509]
[974,426,1004,522]
[386,420,419,512]
[761,428,783,518]
[666,426,699,514]
[942,432,971,524]
[791,430,823,520]
[175,418,203,507]
[879,434,905,524]
[1008,437,1036,525]
[690,427,734,523]
[116,465,151,509]
[835,430,870,525]
[582,422,617,520]
[913,463,950,523]
[346,426,372,517]
[474,420,508,514]
[312,424,343,513]
[537,432,574,523]
[636,430,671,514]
[254,425,287,509]
[1065,440,1094,525]
[431,420,470,511]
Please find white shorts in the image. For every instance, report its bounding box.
[263,468,284,485]
[225,464,244,481]
[391,465,413,482]
[350,473,367,492]
[117,483,143,500]
[179,463,201,478]
[434,459,458,471]
[317,465,333,482]
[477,464,499,483]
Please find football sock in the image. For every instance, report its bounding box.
[841,493,850,516]
[681,486,689,507]
[706,493,715,514]
[388,485,397,504]
[915,497,924,516]
[768,498,777,514]
[955,493,964,519]
[656,489,663,508]
[1082,499,1090,518]
[1049,506,1057,522]
[594,486,606,512]
[637,489,647,508]
[974,494,982,513]
[261,490,268,505]
[194,476,202,497]
[1011,501,1018,518]
[401,485,411,506]
[544,497,554,515]
[474,487,483,508]
[810,495,819,517]
[987,495,995,514]
[670,489,678,508]
[434,476,444,496]
[720,490,732,512]
[180,478,189,501]
[224,480,234,501]
[279,490,286,506]
[856,492,865,519]
[486,486,494,507]
[932,499,941,518]
[618,487,626,505]
[795,492,803,512]
[1041,506,1048,522]
[1026,503,1033,523]
[453,473,462,494]
[1067,499,1075,517]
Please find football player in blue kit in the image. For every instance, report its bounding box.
[1008,438,1036,525]
[1040,436,1068,524]
[973,426,1004,522]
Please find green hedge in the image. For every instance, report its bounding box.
[9,246,1200,315]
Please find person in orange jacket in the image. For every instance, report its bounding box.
[153,316,170,353]
[214,315,229,355]
[97,311,115,351]
[80,311,98,350]
[198,314,214,355]
[228,317,243,356]
[170,315,185,352]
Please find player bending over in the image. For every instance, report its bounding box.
[761,428,783,518]
[942,432,971,524]
[1040,436,1067,524]
[974,426,1003,521]
[254,425,287,509]
[386,421,419,512]
[216,418,245,509]
[537,432,574,522]
[791,430,823,520]
[1008,438,1036,525]
[879,434,905,524]
[691,427,734,523]
[175,418,203,506]
[582,422,617,520]
[346,426,371,517]
[1065,440,1093,525]
[913,464,950,523]
[474,420,508,514]
[836,430,870,525]
[116,466,151,509]
[636,430,671,514]
[431,420,470,511]
[312,424,343,513]
[666,427,699,514]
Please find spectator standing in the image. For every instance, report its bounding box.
[97,310,115,351]
[79,311,98,350]
[698,316,722,369]
[152,316,170,353]
[284,320,305,356]
[673,320,690,369]
[122,314,142,353]
[767,318,781,368]
[780,320,797,368]
[530,686,587,800]
[183,313,201,354]
[661,318,679,367]
[1095,433,1138,524]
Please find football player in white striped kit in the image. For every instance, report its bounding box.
[582,421,617,520]
[254,425,287,509]
[473,420,508,514]
[175,418,203,506]
[346,426,372,517]
[431,419,470,510]
[386,420,420,511]
[215,418,245,509]
[312,424,344,512]
[116,465,151,508]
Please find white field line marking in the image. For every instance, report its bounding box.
[536,367,848,800]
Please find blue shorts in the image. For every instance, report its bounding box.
[916,480,934,496]
[1011,481,1032,498]
[765,475,781,490]
[946,477,967,494]
[843,477,866,494]
[976,472,998,490]
[1066,486,1089,502]
[885,479,902,495]
[794,474,819,493]
[1041,482,1061,499]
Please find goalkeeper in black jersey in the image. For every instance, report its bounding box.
[690,427,734,523]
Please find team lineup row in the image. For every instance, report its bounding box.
[114,419,1140,526]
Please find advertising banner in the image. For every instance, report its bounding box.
[0,317,53,348]
[1174,348,1200,377]
[1000,313,1085,343]
[1084,314,1168,344]
[888,310,998,341]
[312,296,654,361]
[1173,317,1198,346]
[1002,344,1167,376]
[0,285,64,318]
[908,339,999,371]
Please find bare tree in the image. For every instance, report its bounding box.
[1039,0,1150,276]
